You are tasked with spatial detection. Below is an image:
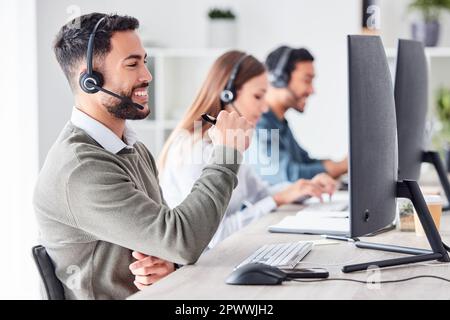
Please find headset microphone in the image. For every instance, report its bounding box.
[79,16,145,111]
[84,80,144,110]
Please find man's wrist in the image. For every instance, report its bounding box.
[272,193,285,207]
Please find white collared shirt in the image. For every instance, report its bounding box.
[70,107,138,154]
[159,133,280,249]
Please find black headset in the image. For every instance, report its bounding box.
[78,16,144,110]
[268,47,292,88]
[220,54,249,107]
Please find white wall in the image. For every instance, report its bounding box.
[0,0,39,299]
[36,0,450,164]
[36,0,213,165]
[36,0,361,165]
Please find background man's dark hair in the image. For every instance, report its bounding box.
[53,12,139,90]
[265,46,314,83]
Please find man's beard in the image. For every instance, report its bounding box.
[292,96,307,114]
[286,88,306,113]
[103,83,150,120]
[292,104,305,113]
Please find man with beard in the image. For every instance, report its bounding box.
[250,46,348,185]
[33,13,253,299]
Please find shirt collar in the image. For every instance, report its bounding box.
[264,108,289,129]
[70,107,137,154]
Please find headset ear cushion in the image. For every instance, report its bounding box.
[269,72,288,88]
[79,71,104,93]
[220,89,235,104]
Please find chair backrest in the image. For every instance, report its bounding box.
[32,245,65,300]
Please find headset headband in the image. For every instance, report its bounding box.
[86,16,106,75]
[224,54,249,92]
[272,47,292,77]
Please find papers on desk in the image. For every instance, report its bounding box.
[302,191,349,205]
[268,210,350,236]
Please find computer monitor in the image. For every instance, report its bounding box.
[395,39,450,209]
[343,35,449,273]
[395,39,428,181]
[348,35,398,238]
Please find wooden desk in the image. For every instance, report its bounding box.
[129,206,450,300]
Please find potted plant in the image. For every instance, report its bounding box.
[435,87,450,171]
[409,0,450,46]
[397,199,416,231]
[207,8,236,48]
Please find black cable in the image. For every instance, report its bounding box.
[443,242,450,252]
[287,275,450,284]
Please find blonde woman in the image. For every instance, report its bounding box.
[158,50,336,249]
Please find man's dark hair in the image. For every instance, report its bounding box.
[53,12,139,90]
[265,46,314,83]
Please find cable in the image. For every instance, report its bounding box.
[443,242,450,252]
[287,275,450,284]
[297,259,450,269]
[294,242,450,267]
[415,261,450,267]
[294,251,397,267]
[297,260,450,268]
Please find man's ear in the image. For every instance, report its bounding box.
[75,66,92,94]
[78,62,90,76]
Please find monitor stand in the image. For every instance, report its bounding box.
[422,151,450,211]
[342,179,450,273]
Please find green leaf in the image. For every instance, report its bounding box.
[208,8,236,19]
[409,0,450,21]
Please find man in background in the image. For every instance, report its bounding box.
[250,46,347,185]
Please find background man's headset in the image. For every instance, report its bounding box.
[78,16,144,110]
[268,46,292,88]
[268,46,304,106]
[202,53,249,125]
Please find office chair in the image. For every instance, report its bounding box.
[31,245,65,300]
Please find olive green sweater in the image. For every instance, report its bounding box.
[33,122,241,299]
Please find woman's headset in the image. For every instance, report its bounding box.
[219,54,250,108]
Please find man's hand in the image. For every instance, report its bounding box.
[209,111,254,153]
[129,251,175,290]
[273,179,324,206]
[322,156,348,178]
[311,173,337,196]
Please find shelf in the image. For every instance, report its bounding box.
[138,47,227,156]
[128,121,159,130]
[385,47,397,58]
[132,119,179,129]
[163,120,180,129]
[145,47,227,58]
[424,47,450,58]
[385,47,450,58]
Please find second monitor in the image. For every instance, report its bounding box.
[395,39,450,211]
[343,35,449,272]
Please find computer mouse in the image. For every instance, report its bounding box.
[225,263,287,285]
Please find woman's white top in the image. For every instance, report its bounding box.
[159,132,281,249]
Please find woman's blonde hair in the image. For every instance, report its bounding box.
[158,50,265,169]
